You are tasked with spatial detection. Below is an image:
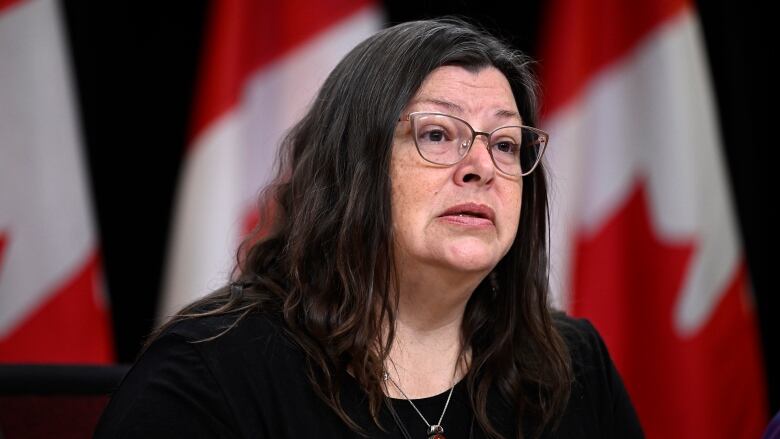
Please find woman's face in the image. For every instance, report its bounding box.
[390,65,523,276]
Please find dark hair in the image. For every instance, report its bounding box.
[155,17,572,439]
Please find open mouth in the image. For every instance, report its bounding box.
[439,203,495,224]
[454,210,488,218]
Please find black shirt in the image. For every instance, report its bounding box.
[95,311,644,438]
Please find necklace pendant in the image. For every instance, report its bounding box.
[427,425,445,439]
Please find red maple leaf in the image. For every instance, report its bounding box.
[571,181,766,439]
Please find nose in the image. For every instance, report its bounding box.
[454,134,495,185]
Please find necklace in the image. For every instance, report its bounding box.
[382,359,456,439]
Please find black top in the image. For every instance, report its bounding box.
[94,311,644,438]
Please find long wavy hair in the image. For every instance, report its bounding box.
[154,18,572,439]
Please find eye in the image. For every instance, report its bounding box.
[417,125,454,143]
[492,140,519,155]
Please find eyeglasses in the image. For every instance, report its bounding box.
[400,112,549,177]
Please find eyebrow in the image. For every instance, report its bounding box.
[414,98,464,114]
[411,98,522,122]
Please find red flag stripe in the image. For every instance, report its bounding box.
[0,0,24,14]
[190,0,374,143]
[0,250,113,364]
[538,0,688,117]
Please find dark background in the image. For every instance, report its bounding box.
[61,1,776,413]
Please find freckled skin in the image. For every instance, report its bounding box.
[390,66,523,276]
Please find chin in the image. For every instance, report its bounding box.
[441,245,502,274]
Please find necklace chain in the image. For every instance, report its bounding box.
[382,357,457,437]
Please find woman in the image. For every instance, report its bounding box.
[95,18,643,439]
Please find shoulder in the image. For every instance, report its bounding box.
[96,310,305,438]
[552,311,609,370]
[155,310,310,396]
[550,311,645,438]
[165,309,294,351]
[551,312,615,402]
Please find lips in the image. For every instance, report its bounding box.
[438,202,496,226]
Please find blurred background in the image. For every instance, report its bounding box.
[1,0,774,437]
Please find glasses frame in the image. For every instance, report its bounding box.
[400,111,549,177]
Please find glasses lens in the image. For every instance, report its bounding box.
[489,126,522,175]
[518,128,546,176]
[489,126,546,176]
[412,114,470,165]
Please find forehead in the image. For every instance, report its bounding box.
[407,66,520,120]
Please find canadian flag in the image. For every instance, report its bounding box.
[539,0,767,437]
[159,0,382,318]
[0,0,113,363]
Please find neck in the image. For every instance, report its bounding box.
[394,258,487,330]
[382,264,486,398]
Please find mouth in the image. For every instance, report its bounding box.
[438,203,496,225]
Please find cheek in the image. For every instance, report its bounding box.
[513,184,523,223]
[391,167,429,229]
[502,181,523,240]
[390,150,418,234]
[391,142,429,205]
[389,148,443,247]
